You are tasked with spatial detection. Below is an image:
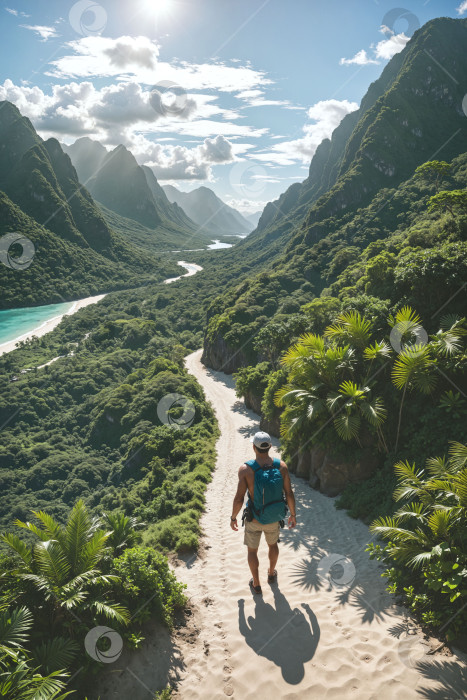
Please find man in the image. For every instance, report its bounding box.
[230,431,297,594]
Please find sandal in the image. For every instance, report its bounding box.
[249,578,262,595]
[267,569,277,584]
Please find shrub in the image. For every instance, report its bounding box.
[367,442,467,640]
[112,546,187,627]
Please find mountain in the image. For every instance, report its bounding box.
[62,137,107,185]
[64,138,201,235]
[246,211,262,229]
[201,16,467,370]
[0,101,179,309]
[163,184,254,236]
[236,17,467,262]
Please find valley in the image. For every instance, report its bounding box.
[0,9,466,700]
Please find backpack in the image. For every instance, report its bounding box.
[246,458,287,525]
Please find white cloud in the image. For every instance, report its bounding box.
[340,26,410,66]
[236,88,302,110]
[5,7,30,17]
[225,197,269,215]
[198,135,234,163]
[104,40,157,70]
[456,1,467,15]
[255,99,358,165]
[21,24,59,41]
[47,35,272,94]
[0,78,265,144]
[139,143,215,181]
[340,49,379,66]
[374,32,410,60]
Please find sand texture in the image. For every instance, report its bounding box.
[172,349,467,700]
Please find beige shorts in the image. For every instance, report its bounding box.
[244,519,280,549]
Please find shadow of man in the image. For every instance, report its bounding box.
[238,586,320,684]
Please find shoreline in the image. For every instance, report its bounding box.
[0,294,107,357]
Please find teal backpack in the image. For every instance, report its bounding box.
[246,458,287,524]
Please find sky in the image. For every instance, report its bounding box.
[0,0,466,214]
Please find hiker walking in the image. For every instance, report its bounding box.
[230,431,297,594]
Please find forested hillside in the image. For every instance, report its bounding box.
[1,13,466,696]
[0,103,197,309]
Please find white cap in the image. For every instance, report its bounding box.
[251,431,272,449]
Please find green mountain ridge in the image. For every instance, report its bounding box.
[163,183,254,236]
[242,17,467,260]
[202,16,467,370]
[64,137,206,236]
[0,101,180,309]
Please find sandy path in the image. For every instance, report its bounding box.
[176,349,467,700]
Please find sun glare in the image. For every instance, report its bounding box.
[143,0,174,18]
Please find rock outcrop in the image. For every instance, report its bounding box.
[289,445,381,497]
[201,333,249,374]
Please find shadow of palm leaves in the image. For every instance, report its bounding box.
[290,555,325,592]
[416,660,467,699]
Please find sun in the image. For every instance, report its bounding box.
[143,0,174,18]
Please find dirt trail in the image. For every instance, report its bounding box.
[173,349,466,700]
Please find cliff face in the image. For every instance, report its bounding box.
[201,333,250,374]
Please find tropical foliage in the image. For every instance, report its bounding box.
[0,502,186,697]
[368,442,467,639]
[270,308,465,462]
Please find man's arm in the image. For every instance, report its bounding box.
[281,461,297,528]
[230,465,248,531]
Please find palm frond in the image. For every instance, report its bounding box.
[31,637,78,675]
[360,397,387,426]
[64,500,94,575]
[333,412,361,441]
[0,606,33,649]
[0,533,32,568]
[363,341,392,360]
[449,441,467,470]
[91,600,130,625]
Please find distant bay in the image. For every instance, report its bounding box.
[0,301,75,346]
[0,295,106,356]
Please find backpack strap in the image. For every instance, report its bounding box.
[245,459,261,472]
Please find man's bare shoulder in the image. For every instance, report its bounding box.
[238,463,250,478]
[279,460,289,474]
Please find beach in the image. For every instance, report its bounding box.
[0,294,106,357]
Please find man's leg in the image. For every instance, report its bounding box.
[247,547,260,587]
[268,542,279,576]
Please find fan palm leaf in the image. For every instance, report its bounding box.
[324,311,372,348]
[30,638,78,675]
[333,412,361,441]
[392,345,436,393]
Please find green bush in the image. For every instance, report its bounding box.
[112,546,187,627]
[368,442,467,640]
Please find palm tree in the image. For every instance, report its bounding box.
[324,310,372,350]
[276,314,388,450]
[327,380,387,449]
[391,310,465,451]
[392,343,437,451]
[276,336,355,442]
[102,512,144,554]
[0,606,73,699]
[1,501,130,631]
[370,442,467,635]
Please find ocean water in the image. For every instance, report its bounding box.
[0,301,75,347]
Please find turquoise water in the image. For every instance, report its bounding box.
[0,301,75,346]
